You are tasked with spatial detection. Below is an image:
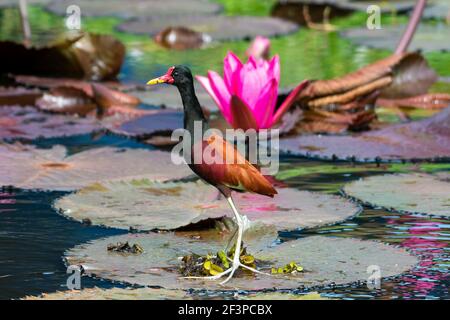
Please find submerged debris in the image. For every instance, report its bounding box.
[107,242,144,255]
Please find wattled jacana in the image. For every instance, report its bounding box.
[147,66,277,284]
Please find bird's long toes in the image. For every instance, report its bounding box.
[182,268,232,281]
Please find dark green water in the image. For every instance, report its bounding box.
[0,2,449,300]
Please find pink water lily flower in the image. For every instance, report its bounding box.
[196,51,308,130]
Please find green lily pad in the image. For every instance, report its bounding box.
[55,179,360,231]
[65,233,418,290]
[343,173,450,217]
[0,144,191,191]
[23,287,191,300]
[46,0,223,18]
[341,25,450,53]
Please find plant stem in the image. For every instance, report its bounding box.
[395,0,426,54]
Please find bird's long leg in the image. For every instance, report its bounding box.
[183,195,267,283]
[219,196,245,285]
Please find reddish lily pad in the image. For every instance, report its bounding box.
[0,144,191,191]
[343,173,450,217]
[0,87,42,106]
[36,87,97,115]
[279,107,450,162]
[55,179,360,231]
[65,233,418,290]
[106,110,183,140]
[46,0,223,18]
[23,287,191,300]
[0,105,100,140]
[117,16,298,41]
[341,25,450,53]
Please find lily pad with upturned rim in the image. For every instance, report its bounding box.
[343,173,450,217]
[279,107,450,162]
[0,144,191,191]
[54,179,360,231]
[65,233,418,291]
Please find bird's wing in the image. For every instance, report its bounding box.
[193,134,277,197]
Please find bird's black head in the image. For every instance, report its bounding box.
[147,65,193,87]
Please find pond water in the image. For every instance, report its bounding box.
[0,2,449,299]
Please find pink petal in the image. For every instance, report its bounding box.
[239,61,270,109]
[272,79,310,125]
[207,71,233,122]
[253,78,278,128]
[223,52,243,92]
[196,75,232,123]
[268,55,280,84]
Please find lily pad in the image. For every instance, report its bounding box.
[129,82,217,111]
[0,87,42,106]
[343,173,450,217]
[36,87,97,115]
[0,0,51,7]
[65,233,418,290]
[46,0,223,18]
[0,145,191,191]
[23,287,191,300]
[240,292,330,300]
[279,107,450,162]
[341,25,450,53]
[0,105,100,141]
[0,32,125,80]
[423,0,450,20]
[117,15,298,41]
[55,179,360,231]
[106,110,183,140]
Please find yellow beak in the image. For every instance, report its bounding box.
[146,77,166,85]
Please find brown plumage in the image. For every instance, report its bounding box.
[190,134,277,198]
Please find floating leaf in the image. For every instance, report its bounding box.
[0,105,100,140]
[279,107,450,161]
[65,233,418,290]
[46,0,223,18]
[0,32,124,80]
[105,110,183,143]
[36,87,96,115]
[23,287,191,300]
[341,24,450,53]
[0,145,191,191]
[155,26,206,50]
[117,15,298,41]
[423,0,450,21]
[343,173,450,217]
[129,82,217,111]
[0,87,42,106]
[240,291,330,300]
[55,179,360,231]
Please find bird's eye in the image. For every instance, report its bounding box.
[173,72,178,76]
